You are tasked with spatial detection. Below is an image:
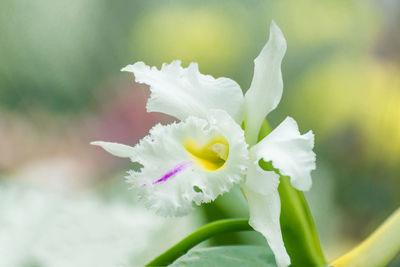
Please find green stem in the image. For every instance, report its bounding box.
[279,177,326,266]
[145,218,252,266]
[331,207,400,267]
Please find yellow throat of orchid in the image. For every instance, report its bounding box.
[184,135,229,171]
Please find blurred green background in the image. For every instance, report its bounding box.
[1,0,399,265]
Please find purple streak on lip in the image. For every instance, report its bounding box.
[152,161,192,185]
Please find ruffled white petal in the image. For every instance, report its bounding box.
[242,181,290,267]
[251,117,315,191]
[91,141,135,159]
[122,61,244,123]
[244,21,287,145]
[123,110,248,216]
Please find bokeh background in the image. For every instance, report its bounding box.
[1,0,399,266]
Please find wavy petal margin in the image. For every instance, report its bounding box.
[122,61,244,123]
[244,21,287,145]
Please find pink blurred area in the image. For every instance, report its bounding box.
[0,78,174,191]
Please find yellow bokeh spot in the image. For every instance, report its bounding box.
[184,135,229,171]
[290,57,400,167]
[130,5,247,74]
[272,0,379,47]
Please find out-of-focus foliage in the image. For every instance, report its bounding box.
[290,58,400,167]
[272,0,379,47]
[0,0,104,112]
[130,6,248,75]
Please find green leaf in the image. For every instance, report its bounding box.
[170,246,277,267]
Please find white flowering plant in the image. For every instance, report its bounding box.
[92,22,400,267]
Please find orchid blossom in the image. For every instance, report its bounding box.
[92,21,315,267]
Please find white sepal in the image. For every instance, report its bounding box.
[91,141,135,159]
[244,21,287,145]
[242,168,290,267]
[122,61,244,123]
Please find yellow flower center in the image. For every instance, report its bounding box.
[184,135,229,171]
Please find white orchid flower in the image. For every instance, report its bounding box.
[92,21,315,267]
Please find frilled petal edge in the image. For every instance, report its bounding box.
[93,110,248,217]
[251,117,315,191]
[122,61,244,123]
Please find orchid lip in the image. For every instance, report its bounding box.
[184,135,229,171]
